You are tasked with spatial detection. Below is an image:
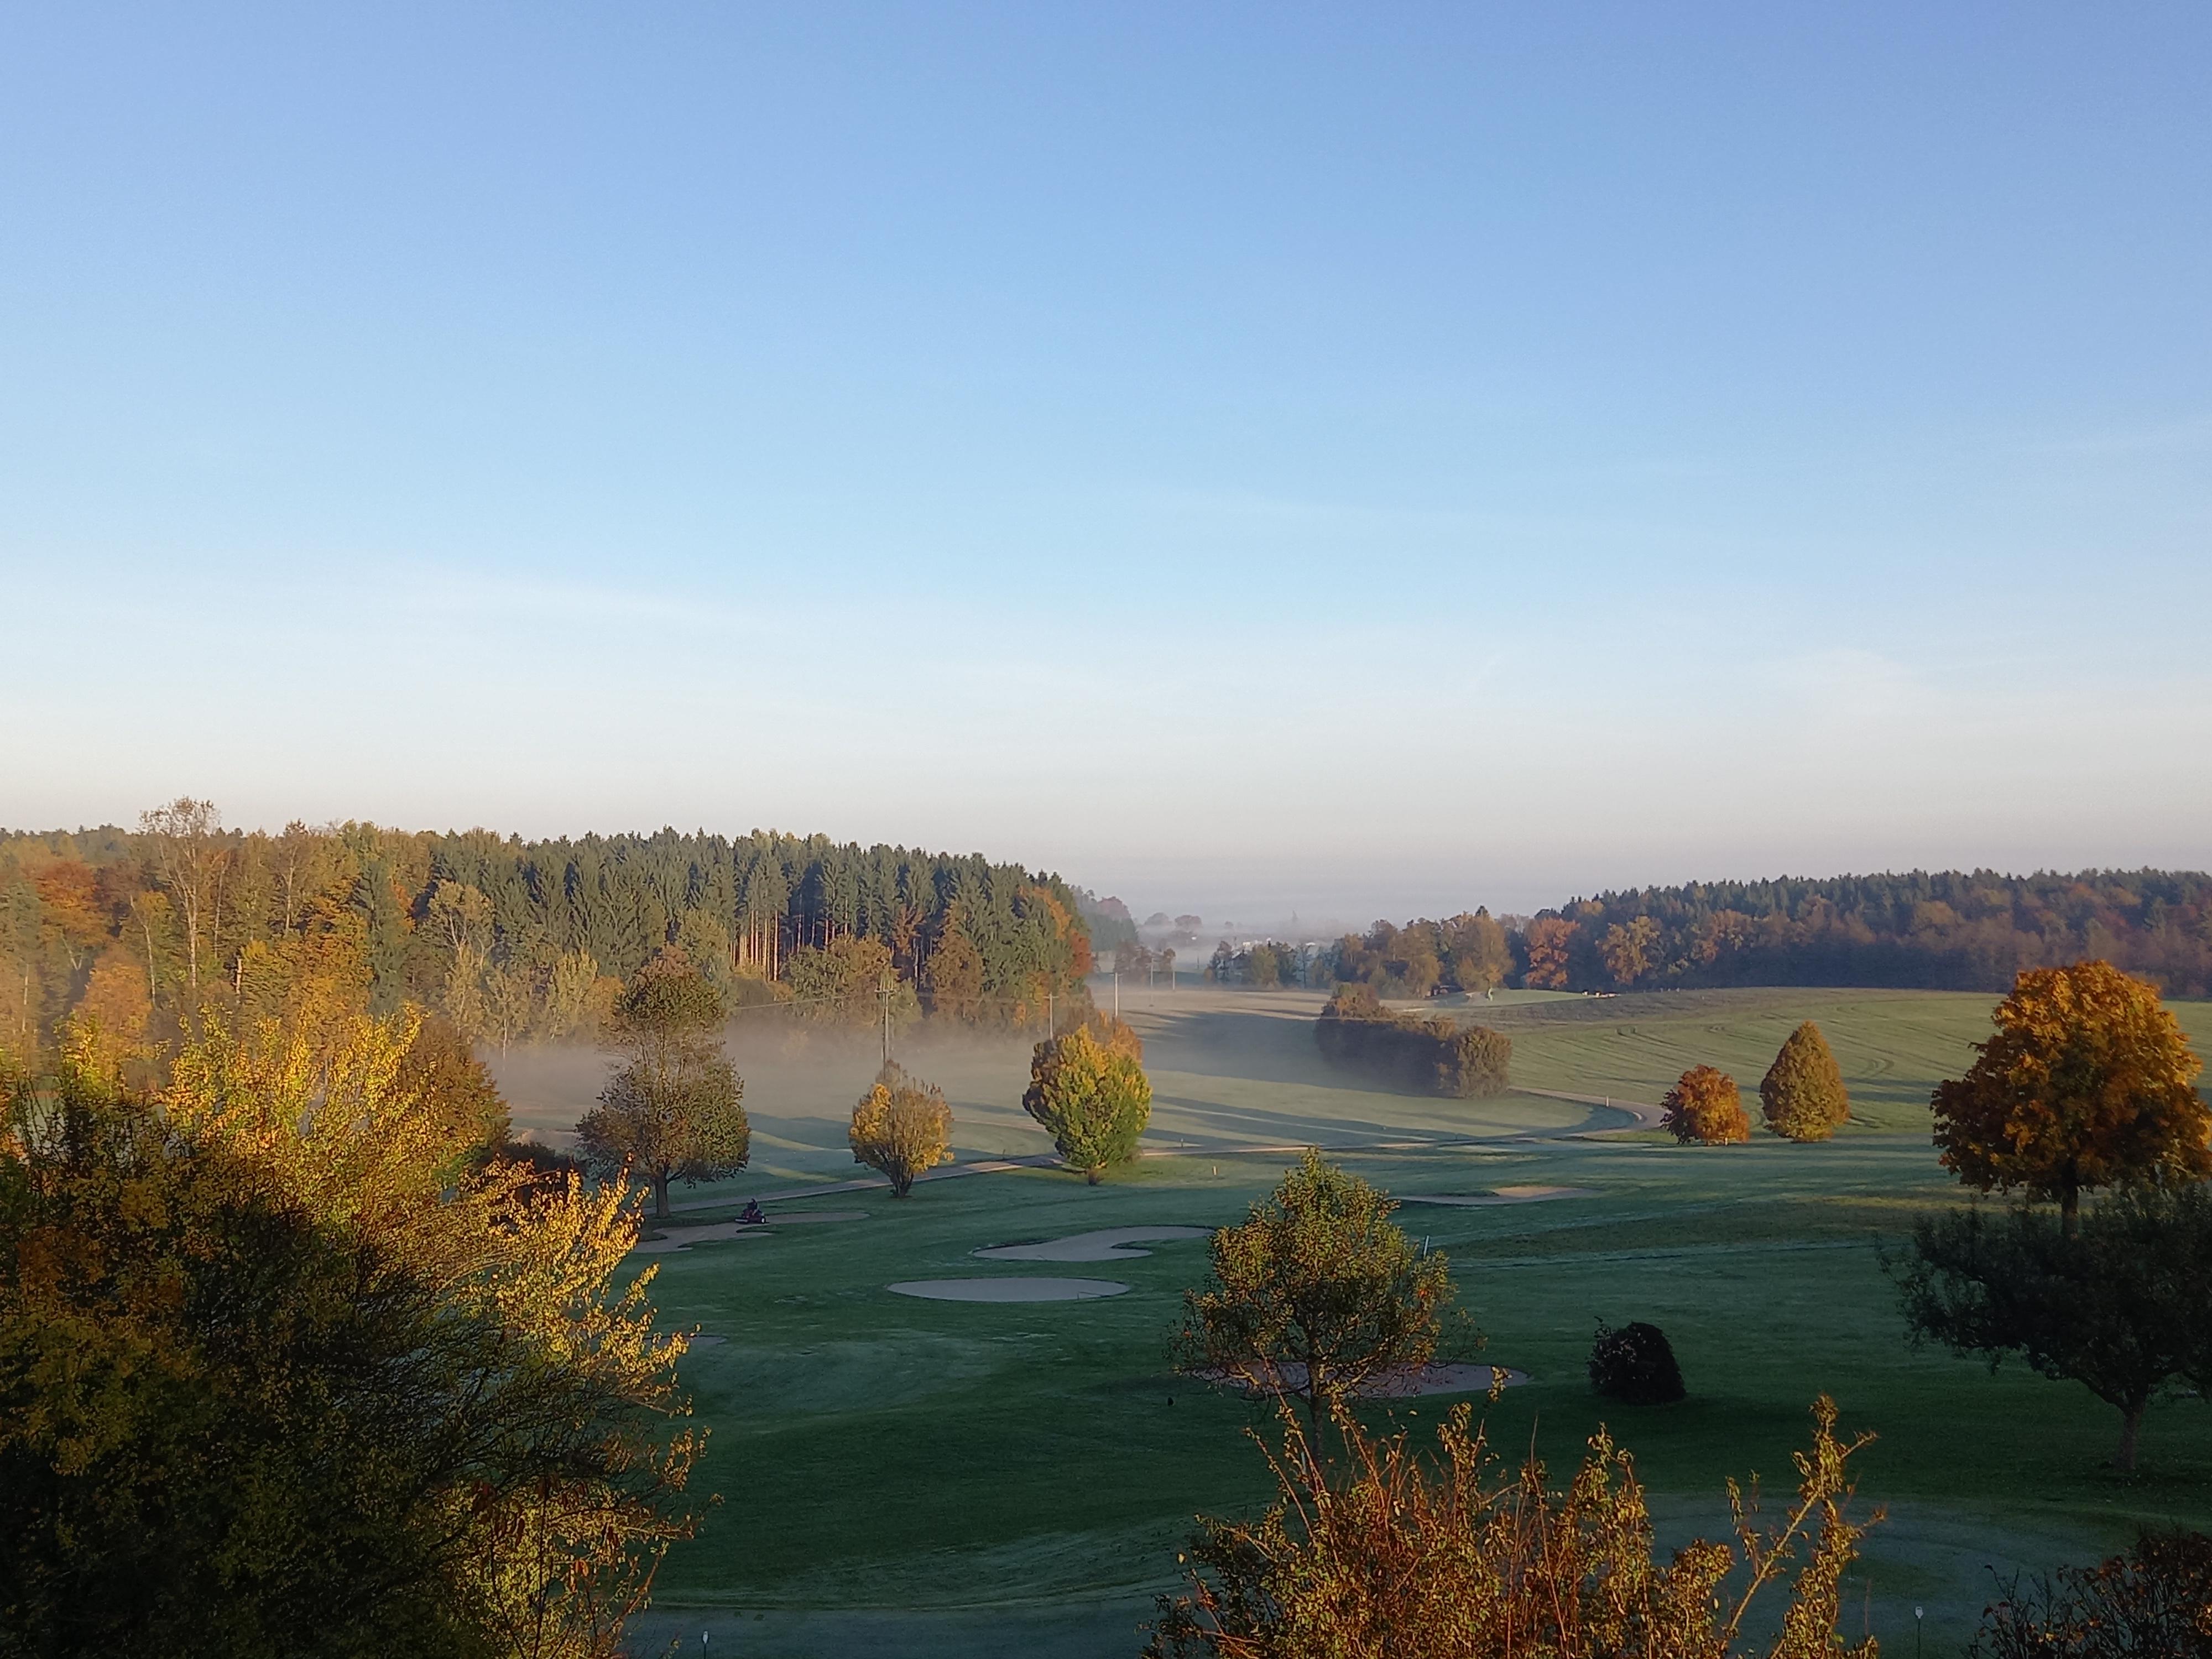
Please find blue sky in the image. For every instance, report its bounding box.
[2,4,2206,920]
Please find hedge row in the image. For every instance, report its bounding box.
[1314,985,1512,1098]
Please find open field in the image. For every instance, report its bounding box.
[505,985,2212,1659]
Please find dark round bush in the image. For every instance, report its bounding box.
[1588,1320,1686,1404]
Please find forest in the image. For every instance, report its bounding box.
[0,804,1097,1071]
[1321,870,2212,998]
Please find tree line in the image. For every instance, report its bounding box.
[0,802,1098,1075]
[1315,869,2212,998]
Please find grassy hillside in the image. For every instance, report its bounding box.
[603,984,2212,1659]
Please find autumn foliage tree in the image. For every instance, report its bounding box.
[1597,915,1662,987]
[1173,1151,1457,1428]
[1761,1021,1851,1141]
[1147,1395,1880,1659]
[1,1019,699,1658]
[1932,961,2209,1235]
[1521,916,1578,990]
[1022,1018,1151,1183]
[576,953,749,1219]
[848,1062,953,1198]
[1662,1065,1751,1145]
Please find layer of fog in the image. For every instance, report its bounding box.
[484,984,1590,1196]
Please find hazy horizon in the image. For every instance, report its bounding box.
[8,802,2206,940]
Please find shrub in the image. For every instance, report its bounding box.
[848,1062,953,1197]
[1588,1320,1686,1404]
[1662,1065,1750,1145]
[1147,1395,1879,1659]
[1761,1021,1850,1141]
[1969,1528,2212,1657]
[1314,986,1511,1099]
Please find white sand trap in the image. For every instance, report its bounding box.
[760,1209,869,1224]
[974,1225,1210,1262]
[1398,1186,1596,1208]
[888,1277,1131,1302]
[681,1334,727,1349]
[632,1223,776,1254]
[1208,1361,1530,1399]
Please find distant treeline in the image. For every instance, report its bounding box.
[1314,985,1512,1098]
[1320,870,2212,998]
[1079,893,1139,956]
[0,806,1095,1068]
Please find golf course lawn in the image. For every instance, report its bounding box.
[552,984,2212,1659]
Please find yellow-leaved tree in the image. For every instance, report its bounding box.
[2,1008,701,1658]
[849,1061,953,1197]
[1022,1018,1150,1183]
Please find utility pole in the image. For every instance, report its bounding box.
[1112,969,1119,1020]
[1045,988,1054,1040]
[879,977,892,1066]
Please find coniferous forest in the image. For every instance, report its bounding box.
[0,805,1096,1069]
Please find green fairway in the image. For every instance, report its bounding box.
[596,985,2212,1659]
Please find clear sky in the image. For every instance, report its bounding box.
[2,4,2206,920]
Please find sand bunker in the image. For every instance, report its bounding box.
[1209,1361,1530,1399]
[887,1278,1131,1302]
[1398,1186,1596,1208]
[681,1334,727,1349]
[974,1225,1210,1262]
[632,1223,775,1254]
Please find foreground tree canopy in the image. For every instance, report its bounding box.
[1147,1395,1879,1659]
[1174,1150,1457,1426]
[1022,1017,1151,1183]
[0,1019,697,1658]
[1932,960,2208,1233]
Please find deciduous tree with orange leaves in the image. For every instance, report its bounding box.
[1521,916,1578,990]
[1932,961,2209,1235]
[1663,1064,1751,1145]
